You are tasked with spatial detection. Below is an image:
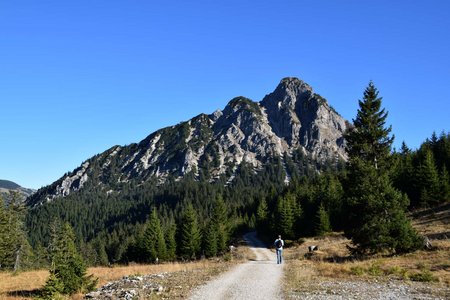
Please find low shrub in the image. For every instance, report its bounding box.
[350,266,365,276]
[387,266,408,278]
[367,263,383,276]
[409,270,439,282]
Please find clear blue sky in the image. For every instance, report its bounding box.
[1,1,449,189]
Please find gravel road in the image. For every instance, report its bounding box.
[189,232,283,300]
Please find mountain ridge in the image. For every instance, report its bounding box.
[27,77,349,206]
[0,179,35,203]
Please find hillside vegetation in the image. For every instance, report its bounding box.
[0,81,449,299]
[283,202,450,299]
[0,240,253,300]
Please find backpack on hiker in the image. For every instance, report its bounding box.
[275,239,282,249]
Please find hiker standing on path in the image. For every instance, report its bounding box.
[274,235,284,264]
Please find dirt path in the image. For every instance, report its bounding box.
[189,232,283,300]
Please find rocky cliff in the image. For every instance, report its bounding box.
[27,77,349,206]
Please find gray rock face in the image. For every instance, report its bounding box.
[261,77,347,162]
[28,77,349,204]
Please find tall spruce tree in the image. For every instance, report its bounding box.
[212,195,229,254]
[43,221,96,297]
[143,209,167,262]
[393,142,416,206]
[439,166,450,201]
[315,203,331,236]
[256,197,269,235]
[0,192,30,271]
[165,217,177,261]
[179,203,201,259]
[203,221,218,257]
[344,82,421,254]
[276,194,296,239]
[416,149,440,206]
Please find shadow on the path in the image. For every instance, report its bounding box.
[243,231,271,249]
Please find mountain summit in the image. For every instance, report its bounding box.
[27,78,349,205]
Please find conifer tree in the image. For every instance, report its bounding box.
[315,203,331,236]
[256,197,269,232]
[314,174,343,230]
[92,238,109,266]
[344,82,421,254]
[0,192,30,271]
[44,221,96,297]
[165,217,177,261]
[203,221,218,257]
[439,165,450,201]
[394,142,416,205]
[179,203,201,259]
[143,209,166,262]
[417,149,440,206]
[276,194,295,239]
[212,195,229,253]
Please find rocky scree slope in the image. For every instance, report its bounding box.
[27,77,348,206]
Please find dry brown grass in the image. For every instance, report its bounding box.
[284,203,450,292]
[0,261,228,300]
[0,270,49,300]
[0,244,252,300]
[90,261,216,286]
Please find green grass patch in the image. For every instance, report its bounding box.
[350,266,365,276]
[387,266,408,278]
[409,270,439,282]
[367,262,383,276]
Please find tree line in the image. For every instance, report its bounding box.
[1,82,449,274]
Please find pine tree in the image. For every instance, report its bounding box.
[179,203,201,259]
[0,192,30,271]
[44,222,97,297]
[318,174,343,230]
[256,197,269,232]
[165,217,177,261]
[203,221,218,257]
[416,149,440,206]
[92,238,109,266]
[315,203,331,236]
[394,142,417,206]
[344,82,421,254]
[439,165,450,202]
[276,194,295,239]
[143,209,166,262]
[345,82,394,171]
[212,195,229,253]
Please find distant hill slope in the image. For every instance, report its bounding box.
[0,179,21,190]
[0,179,35,203]
[27,77,349,206]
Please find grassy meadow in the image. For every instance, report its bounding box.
[0,240,254,300]
[283,203,450,295]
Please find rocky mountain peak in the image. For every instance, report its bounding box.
[260,77,347,160]
[27,77,349,205]
[261,77,313,110]
[222,96,262,117]
[279,77,313,93]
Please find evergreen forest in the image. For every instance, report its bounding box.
[1,83,449,272]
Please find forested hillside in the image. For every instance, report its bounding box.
[1,82,449,271]
[24,153,326,265]
[393,131,450,208]
[18,130,450,267]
